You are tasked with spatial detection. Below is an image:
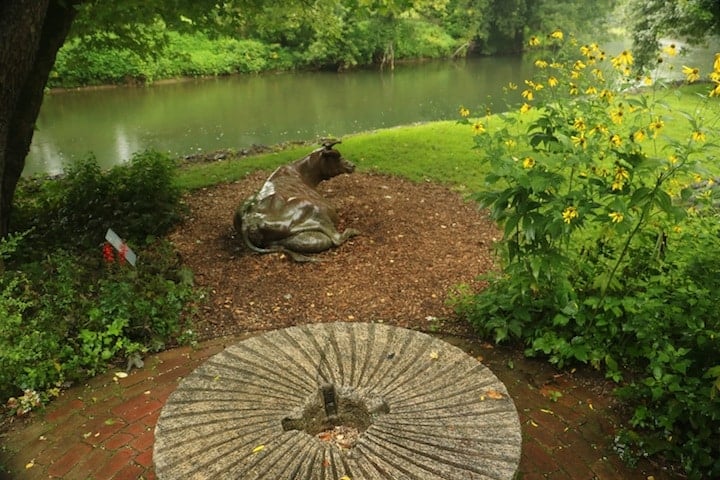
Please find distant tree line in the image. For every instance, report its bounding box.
[54,0,619,86]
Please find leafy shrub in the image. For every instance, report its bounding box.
[13,149,183,253]
[452,31,720,478]
[2,151,197,409]
[0,238,198,404]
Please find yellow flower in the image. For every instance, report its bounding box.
[529,36,540,47]
[472,121,486,134]
[505,139,517,148]
[610,106,624,124]
[550,29,564,40]
[521,89,534,101]
[615,167,630,180]
[591,124,608,136]
[649,118,664,137]
[692,130,706,142]
[610,134,622,147]
[608,211,624,223]
[548,76,559,87]
[571,133,587,149]
[592,68,605,82]
[599,89,614,103]
[643,76,653,86]
[714,52,720,73]
[569,83,579,95]
[663,43,677,57]
[710,82,720,97]
[585,85,598,95]
[632,129,646,142]
[573,60,587,71]
[570,70,581,80]
[682,65,700,83]
[459,106,470,117]
[612,50,634,68]
[522,157,536,169]
[573,118,586,132]
[562,206,578,223]
[507,82,518,90]
[520,102,532,114]
[668,154,679,165]
[534,59,549,68]
[612,167,630,190]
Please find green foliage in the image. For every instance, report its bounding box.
[50,0,617,88]
[452,32,720,478]
[624,0,720,71]
[2,150,197,408]
[0,240,198,403]
[13,149,183,252]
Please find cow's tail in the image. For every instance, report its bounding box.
[235,198,318,263]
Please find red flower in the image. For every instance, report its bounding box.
[102,243,115,263]
[118,243,128,265]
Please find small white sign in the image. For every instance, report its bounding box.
[105,228,137,267]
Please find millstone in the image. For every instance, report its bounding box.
[153,322,521,479]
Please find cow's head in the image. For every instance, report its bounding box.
[317,141,355,180]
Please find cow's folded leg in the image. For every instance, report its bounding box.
[336,228,360,245]
[279,231,334,253]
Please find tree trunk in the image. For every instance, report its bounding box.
[0,0,79,238]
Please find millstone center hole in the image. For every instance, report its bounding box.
[281,384,389,442]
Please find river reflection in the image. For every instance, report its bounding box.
[27,40,719,176]
[27,56,534,175]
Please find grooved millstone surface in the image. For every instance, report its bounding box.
[154,322,522,479]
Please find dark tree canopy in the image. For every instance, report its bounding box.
[627,0,720,70]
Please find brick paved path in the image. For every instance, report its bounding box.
[0,333,674,480]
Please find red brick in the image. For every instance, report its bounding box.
[48,442,94,477]
[93,447,134,479]
[45,398,85,422]
[135,449,154,468]
[553,444,596,479]
[103,432,135,450]
[146,381,180,403]
[140,467,157,480]
[129,429,155,452]
[520,438,561,476]
[141,409,161,428]
[65,447,112,479]
[111,462,144,480]
[80,416,127,446]
[111,395,163,423]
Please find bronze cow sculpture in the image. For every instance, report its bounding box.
[234,141,359,262]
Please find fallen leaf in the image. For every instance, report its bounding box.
[25,460,35,469]
[530,420,539,427]
[429,351,439,360]
[114,372,128,379]
[588,403,594,411]
[339,476,352,480]
[252,445,265,454]
[540,408,555,415]
[485,389,504,400]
